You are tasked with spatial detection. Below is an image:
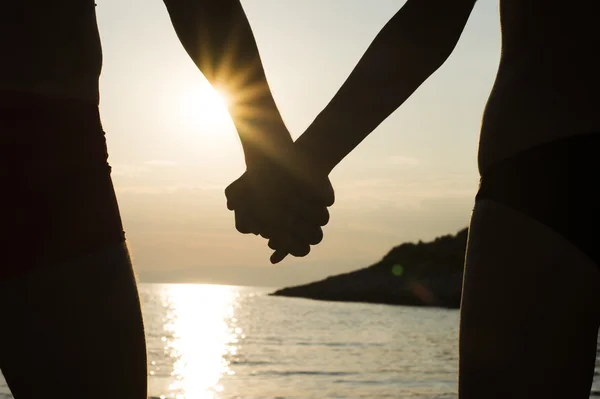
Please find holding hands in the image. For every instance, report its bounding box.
[225,145,334,263]
[168,0,463,267]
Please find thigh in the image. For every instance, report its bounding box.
[459,199,600,398]
[0,243,147,399]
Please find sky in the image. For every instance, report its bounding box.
[95,0,501,287]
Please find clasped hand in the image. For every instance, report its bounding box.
[225,149,334,263]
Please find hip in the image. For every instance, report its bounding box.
[0,91,124,278]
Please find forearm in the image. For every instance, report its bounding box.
[163,0,292,167]
[295,0,476,174]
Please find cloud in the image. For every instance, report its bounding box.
[111,160,178,177]
[111,164,149,177]
[335,174,479,202]
[116,183,224,195]
[144,160,179,167]
[387,155,420,166]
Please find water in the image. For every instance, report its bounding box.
[1,283,599,398]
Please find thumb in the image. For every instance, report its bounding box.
[225,173,247,210]
[301,176,335,207]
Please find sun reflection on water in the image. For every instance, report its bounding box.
[159,284,240,399]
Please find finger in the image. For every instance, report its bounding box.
[270,249,288,264]
[265,224,294,258]
[268,233,311,258]
[319,178,335,207]
[263,206,322,248]
[303,226,323,246]
[226,188,244,211]
[256,194,323,246]
[253,204,294,241]
[277,201,327,245]
[235,212,258,234]
[286,195,330,227]
[313,207,330,227]
[227,197,238,211]
[297,176,335,207]
[225,174,247,210]
[234,203,262,235]
[303,204,330,227]
[285,219,323,246]
[257,212,281,239]
[288,243,310,257]
[268,235,288,251]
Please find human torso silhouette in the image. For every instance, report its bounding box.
[0,0,102,104]
[479,0,600,173]
[0,0,121,276]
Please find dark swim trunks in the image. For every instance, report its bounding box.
[476,132,600,267]
[0,91,125,279]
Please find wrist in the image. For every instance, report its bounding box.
[244,136,294,173]
[234,116,294,171]
[294,130,335,178]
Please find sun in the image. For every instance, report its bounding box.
[181,85,233,135]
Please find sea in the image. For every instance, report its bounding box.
[1,283,599,398]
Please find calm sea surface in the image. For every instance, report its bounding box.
[1,283,599,398]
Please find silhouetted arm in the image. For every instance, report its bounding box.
[162,0,292,168]
[294,0,477,175]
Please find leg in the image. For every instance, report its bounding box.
[0,242,147,399]
[459,199,600,398]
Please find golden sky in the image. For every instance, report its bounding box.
[96,0,500,286]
